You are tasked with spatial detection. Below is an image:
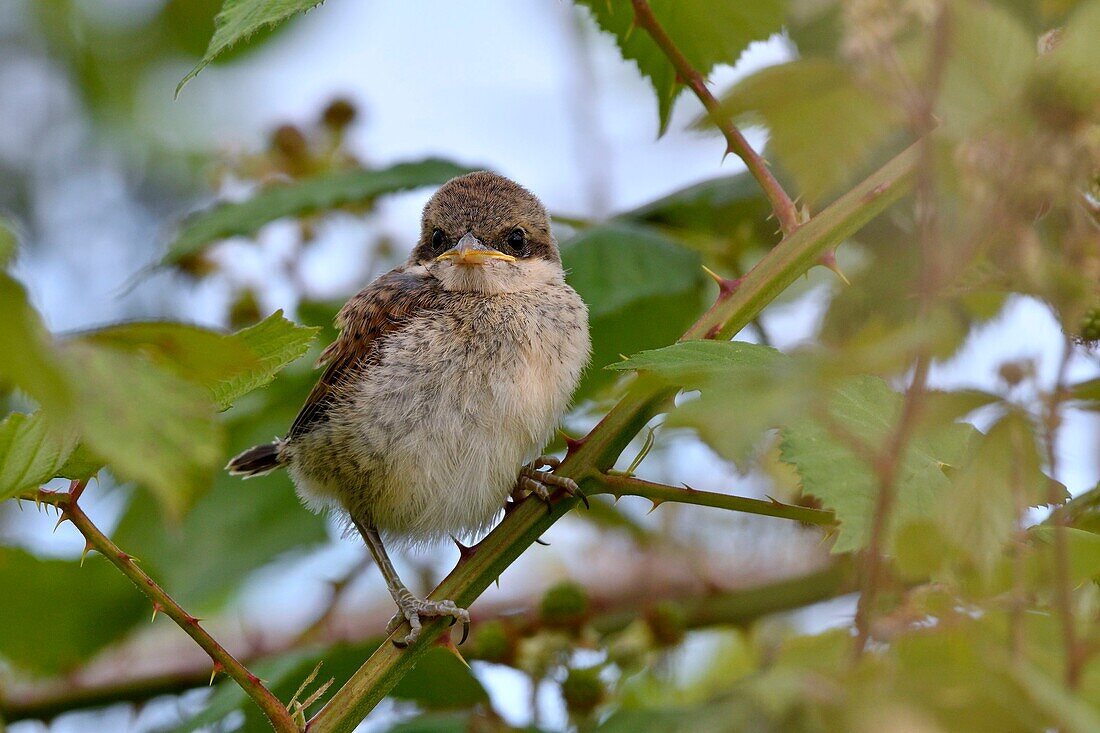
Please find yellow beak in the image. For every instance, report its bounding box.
[435,235,516,265]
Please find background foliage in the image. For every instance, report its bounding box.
[0,0,1098,731]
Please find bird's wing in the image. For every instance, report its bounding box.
[288,266,441,439]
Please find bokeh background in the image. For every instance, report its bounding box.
[1,1,1097,731]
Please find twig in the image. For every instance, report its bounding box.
[850,353,931,657]
[26,484,298,733]
[1043,336,1081,688]
[628,0,801,236]
[592,473,836,527]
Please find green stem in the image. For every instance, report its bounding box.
[28,487,298,733]
[592,473,835,527]
[306,142,920,733]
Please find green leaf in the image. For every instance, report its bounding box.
[178,0,326,93]
[80,321,260,387]
[608,340,782,382]
[164,159,473,266]
[0,272,72,411]
[937,0,1034,136]
[577,0,786,134]
[940,412,1054,573]
[708,59,904,201]
[0,547,147,673]
[561,223,705,399]
[0,216,15,268]
[1071,377,1100,409]
[211,310,319,410]
[60,342,223,518]
[611,340,803,467]
[624,171,777,242]
[0,411,77,500]
[779,376,975,553]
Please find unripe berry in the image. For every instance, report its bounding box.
[321,98,357,131]
[561,666,606,717]
[539,580,589,632]
[1080,306,1100,342]
[470,619,514,665]
[644,601,688,647]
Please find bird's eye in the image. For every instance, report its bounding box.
[431,228,446,249]
[505,228,526,253]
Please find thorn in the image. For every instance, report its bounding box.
[647,499,664,515]
[186,614,203,626]
[209,661,224,686]
[80,540,94,567]
[819,249,850,286]
[34,493,42,511]
[451,536,476,560]
[680,482,699,494]
[495,576,501,590]
[701,266,741,298]
[116,551,131,563]
[618,353,630,361]
[438,636,470,668]
[53,511,70,532]
[247,673,262,686]
[151,602,163,623]
[559,429,587,458]
[535,537,551,546]
[765,494,784,506]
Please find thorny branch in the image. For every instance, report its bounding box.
[628,0,802,237]
[23,482,298,733]
[592,473,836,527]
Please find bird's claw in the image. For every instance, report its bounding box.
[387,596,470,647]
[517,458,589,512]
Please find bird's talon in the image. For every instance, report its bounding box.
[387,597,469,647]
[459,620,470,645]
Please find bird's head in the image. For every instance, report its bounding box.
[411,171,564,294]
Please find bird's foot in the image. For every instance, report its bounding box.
[516,456,589,513]
[386,594,470,647]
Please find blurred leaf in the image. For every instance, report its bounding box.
[60,342,223,518]
[80,321,259,386]
[0,273,72,411]
[1071,377,1100,409]
[178,0,327,92]
[608,340,782,382]
[0,547,146,673]
[562,223,705,400]
[623,171,780,264]
[0,411,77,501]
[164,159,472,265]
[611,340,800,466]
[210,310,319,410]
[937,0,1034,136]
[708,59,904,201]
[0,217,15,268]
[577,0,785,134]
[779,376,975,553]
[1031,526,1100,585]
[1011,662,1100,733]
[940,412,1055,573]
[55,442,104,481]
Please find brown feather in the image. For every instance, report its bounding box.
[288,266,443,438]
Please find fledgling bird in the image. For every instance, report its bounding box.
[227,172,591,645]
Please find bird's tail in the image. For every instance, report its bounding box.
[226,440,286,478]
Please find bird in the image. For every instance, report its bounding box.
[227,171,591,646]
